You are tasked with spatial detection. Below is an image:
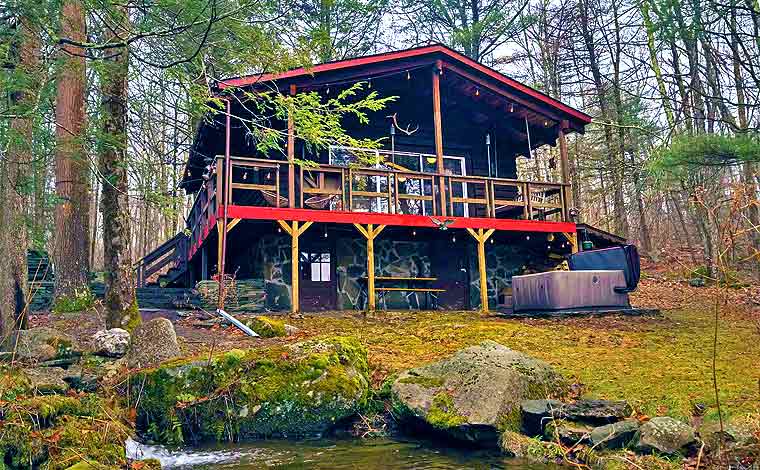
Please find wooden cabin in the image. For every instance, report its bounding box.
[138,44,591,313]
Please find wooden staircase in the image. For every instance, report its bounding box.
[135,233,190,288]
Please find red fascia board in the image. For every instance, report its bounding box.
[223,205,576,233]
[217,45,591,125]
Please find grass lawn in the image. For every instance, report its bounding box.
[288,306,759,423]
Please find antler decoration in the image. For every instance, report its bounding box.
[387,113,419,136]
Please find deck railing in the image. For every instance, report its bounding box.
[186,155,570,247]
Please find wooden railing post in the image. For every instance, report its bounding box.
[558,120,572,221]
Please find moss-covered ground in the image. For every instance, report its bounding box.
[284,305,758,423]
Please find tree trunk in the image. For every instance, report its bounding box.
[1,17,40,348]
[100,5,140,331]
[54,0,91,300]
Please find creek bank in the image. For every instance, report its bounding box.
[2,321,757,469]
[387,340,755,468]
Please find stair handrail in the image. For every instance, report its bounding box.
[135,232,189,287]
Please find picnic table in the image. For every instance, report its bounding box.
[359,275,446,310]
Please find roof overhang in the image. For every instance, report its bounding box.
[217,44,591,129]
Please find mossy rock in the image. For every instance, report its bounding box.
[125,336,369,444]
[244,316,286,338]
[0,393,130,470]
[391,340,568,446]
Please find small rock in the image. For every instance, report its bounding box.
[62,364,98,392]
[11,327,80,363]
[701,419,759,453]
[284,324,300,336]
[93,328,130,357]
[520,399,563,436]
[590,419,639,449]
[544,420,593,446]
[689,278,706,287]
[24,366,68,393]
[126,318,181,368]
[559,399,633,425]
[636,416,697,455]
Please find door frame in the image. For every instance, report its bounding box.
[297,237,338,311]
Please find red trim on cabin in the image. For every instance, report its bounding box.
[223,205,577,233]
[217,45,591,125]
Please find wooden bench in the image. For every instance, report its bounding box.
[360,276,446,309]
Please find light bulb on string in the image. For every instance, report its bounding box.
[475,87,480,96]
[406,70,411,80]
[452,235,456,243]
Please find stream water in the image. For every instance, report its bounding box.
[127,437,559,469]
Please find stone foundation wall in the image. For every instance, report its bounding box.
[336,238,432,310]
[246,233,555,312]
[256,235,292,311]
[467,243,559,309]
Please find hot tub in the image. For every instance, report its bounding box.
[512,270,629,312]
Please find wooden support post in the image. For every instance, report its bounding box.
[562,231,579,254]
[201,244,208,280]
[353,223,386,312]
[558,120,571,219]
[466,228,495,313]
[216,221,224,270]
[277,220,312,314]
[287,84,297,208]
[432,60,446,216]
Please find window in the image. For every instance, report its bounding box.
[300,252,331,282]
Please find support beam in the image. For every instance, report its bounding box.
[226,218,241,233]
[432,60,447,216]
[278,219,312,313]
[466,228,495,313]
[353,223,386,312]
[561,231,579,254]
[287,84,296,208]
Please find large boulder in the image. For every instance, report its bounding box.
[636,417,697,455]
[391,341,568,445]
[125,318,181,368]
[126,336,369,444]
[10,327,80,363]
[92,328,130,358]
